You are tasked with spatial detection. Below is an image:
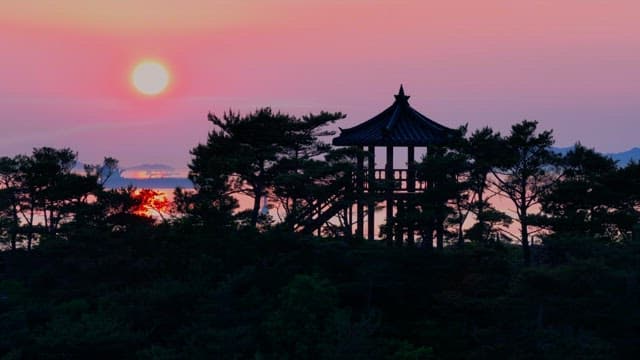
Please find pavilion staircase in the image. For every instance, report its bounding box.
[286,167,425,235]
[285,176,357,235]
[294,192,351,234]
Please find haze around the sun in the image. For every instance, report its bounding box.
[1,0,639,168]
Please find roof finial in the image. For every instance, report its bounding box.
[395,84,410,102]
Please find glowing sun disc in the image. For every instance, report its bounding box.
[131,61,170,96]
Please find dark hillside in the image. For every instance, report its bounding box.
[2,229,639,359]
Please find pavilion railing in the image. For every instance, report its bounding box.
[361,169,426,192]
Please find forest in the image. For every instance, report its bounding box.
[1,108,640,359]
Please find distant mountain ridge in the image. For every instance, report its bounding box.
[608,147,640,166]
[552,146,640,166]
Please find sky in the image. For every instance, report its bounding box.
[1,0,639,169]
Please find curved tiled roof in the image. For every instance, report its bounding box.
[332,86,457,146]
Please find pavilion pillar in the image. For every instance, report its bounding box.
[407,146,416,192]
[356,146,364,239]
[422,146,433,249]
[367,146,376,241]
[407,146,415,246]
[385,146,394,245]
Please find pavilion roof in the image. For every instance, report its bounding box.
[332,86,457,147]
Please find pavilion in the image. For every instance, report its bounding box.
[332,85,457,244]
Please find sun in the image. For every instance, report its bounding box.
[131,60,170,96]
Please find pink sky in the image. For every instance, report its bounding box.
[1,0,639,168]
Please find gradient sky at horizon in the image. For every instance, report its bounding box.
[1,0,639,168]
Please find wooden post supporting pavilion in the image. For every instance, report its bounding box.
[356,146,364,239]
[367,146,376,241]
[385,146,394,245]
[407,146,415,245]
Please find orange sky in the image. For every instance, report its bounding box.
[1,0,639,167]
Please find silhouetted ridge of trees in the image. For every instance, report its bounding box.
[1,108,640,359]
[0,149,156,251]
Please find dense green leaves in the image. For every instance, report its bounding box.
[188,108,346,230]
[491,120,559,265]
[414,139,470,249]
[3,227,639,359]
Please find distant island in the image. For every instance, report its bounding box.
[81,163,194,189]
[103,175,193,190]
